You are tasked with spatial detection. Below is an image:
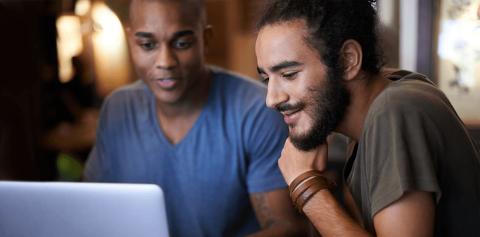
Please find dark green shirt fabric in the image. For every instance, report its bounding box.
[344,71,480,236]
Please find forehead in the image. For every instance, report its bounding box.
[129,0,199,32]
[256,20,321,68]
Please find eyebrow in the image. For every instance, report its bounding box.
[172,30,195,39]
[257,67,266,75]
[257,61,303,75]
[134,30,195,39]
[270,61,303,72]
[134,32,154,38]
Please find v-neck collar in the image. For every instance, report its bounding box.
[147,75,217,150]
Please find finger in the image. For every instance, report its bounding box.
[319,142,328,158]
[314,143,329,172]
[284,137,293,149]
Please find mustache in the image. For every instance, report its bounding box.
[276,102,305,113]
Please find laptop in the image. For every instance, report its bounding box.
[0,181,170,237]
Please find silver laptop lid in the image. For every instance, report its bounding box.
[0,181,170,237]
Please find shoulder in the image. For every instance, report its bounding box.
[100,80,151,115]
[104,80,149,107]
[367,73,454,124]
[209,67,286,135]
[211,66,267,104]
[210,66,274,118]
[98,80,151,127]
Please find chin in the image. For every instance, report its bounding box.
[289,125,328,151]
[290,134,327,151]
[288,121,311,137]
[288,128,304,139]
[153,91,184,104]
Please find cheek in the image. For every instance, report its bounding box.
[289,112,314,136]
[178,49,204,72]
[132,51,155,76]
[297,94,321,127]
[298,111,315,129]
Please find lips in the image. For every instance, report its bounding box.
[153,77,178,90]
[282,109,302,125]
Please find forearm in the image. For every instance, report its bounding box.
[247,221,307,237]
[249,189,309,237]
[303,189,371,237]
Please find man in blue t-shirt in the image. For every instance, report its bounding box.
[84,0,306,236]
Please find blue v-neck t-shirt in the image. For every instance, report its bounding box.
[84,68,288,237]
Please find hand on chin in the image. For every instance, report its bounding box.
[278,138,328,185]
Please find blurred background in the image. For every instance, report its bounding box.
[0,0,479,181]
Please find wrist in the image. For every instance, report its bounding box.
[288,170,335,213]
[285,168,315,185]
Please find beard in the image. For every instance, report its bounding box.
[288,66,350,151]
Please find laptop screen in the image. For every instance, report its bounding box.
[0,181,170,237]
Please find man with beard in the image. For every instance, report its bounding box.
[255,0,480,236]
[84,0,307,236]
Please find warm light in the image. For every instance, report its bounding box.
[75,0,91,16]
[438,20,480,88]
[56,15,83,83]
[437,0,480,121]
[91,2,131,96]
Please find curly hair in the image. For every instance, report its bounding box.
[257,0,384,74]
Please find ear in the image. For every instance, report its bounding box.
[340,39,363,81]
[203,24,213,54]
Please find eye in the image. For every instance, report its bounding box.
[281,71,298,79]
[259,73,269,84]
[139,42,156,51]
[173,39,193,49]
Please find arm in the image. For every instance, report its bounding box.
[241,96,308,236]
[247,188,308,237]
[302,188,435,236]
[83,99,112,182]
[278,139,436,236]
[373,191,435,237]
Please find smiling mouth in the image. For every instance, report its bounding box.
[282,109,302,125]
[282,108,301,116]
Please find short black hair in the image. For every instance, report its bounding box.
[129,0,207,26]
[257,0,384,74]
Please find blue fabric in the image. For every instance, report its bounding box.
[84,68,288,237]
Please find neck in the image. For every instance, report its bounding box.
[335,69,394,141]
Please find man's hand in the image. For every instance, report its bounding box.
[277,138,329,185]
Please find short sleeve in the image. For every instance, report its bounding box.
[243,103,289,193]
[83,98,113,182]
[363,103,443,217]
[84,137,110,181]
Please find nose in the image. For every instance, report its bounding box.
[265,78,288,109]
[155,45,178,70]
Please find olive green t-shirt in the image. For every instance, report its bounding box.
[344,71,480,236]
